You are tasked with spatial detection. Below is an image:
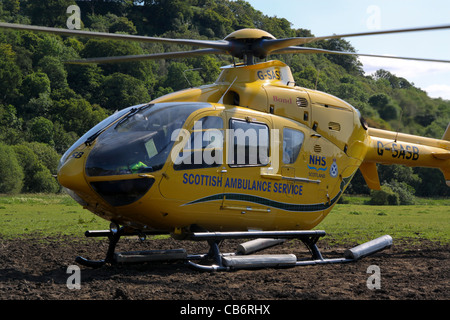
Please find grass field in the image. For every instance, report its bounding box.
[320,196,450,245]
[0,194,108,238]
[0,193,448,244]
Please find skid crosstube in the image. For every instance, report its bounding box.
[74,228,393,271]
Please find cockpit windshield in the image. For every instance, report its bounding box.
[85,102,212,176]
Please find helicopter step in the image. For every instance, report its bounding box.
[114,249,187,264]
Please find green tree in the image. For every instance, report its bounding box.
[0,43,22,104]
[22,93,53,120]
[319,38,363,75]
[97,73,151,111]
[194,6,232,38]
[134,0,194,35]
[25,0,77,27]
[110,16,138,34]
[385,181,415,205]
[369,93,400,121]
[228,0,258,29]
[28,116,55,146]
[66,64,104,101]
[31,167,60,193]
[52,98,109,136]
[0,104,23,145]
[37,56,68,90]
[192,55,221,84]
[0,142,24,194]
[378,164,421,189]
[3,0,20,15]
[52,121,78,154]
[34,35,65,62]
[413,168,450,197]
[20,72,51,101]
[80,39,152,81]
[369,184,399,205]
[12,143,59,193]
[334,81,368,104]
[85,13,137,34]
[24,141,60,175]
[0,103,21,130]
[163,62,202,91]
[294,66,319,90]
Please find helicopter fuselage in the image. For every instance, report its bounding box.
[57,60,371,234]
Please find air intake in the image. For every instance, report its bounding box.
[296,97,308,107]
[328,122,341,131]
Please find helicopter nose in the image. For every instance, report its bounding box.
[57,153,90,194]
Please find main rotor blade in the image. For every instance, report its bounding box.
[66,48,226,64]
[272,46,450,63]
[262,24,450,53]
[0,22,231,51]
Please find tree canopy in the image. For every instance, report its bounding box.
[0,0,448,197]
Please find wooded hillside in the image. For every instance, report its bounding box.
[0,0,449,198]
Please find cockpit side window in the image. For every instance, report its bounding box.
[173,116,224,170]
[282,127,304,164]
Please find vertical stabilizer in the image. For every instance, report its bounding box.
[359,162,381,190]
[443,123,450,141]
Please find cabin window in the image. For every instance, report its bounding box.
[282,128,304,164]
[173,116,224,170]
[228,119,269,166]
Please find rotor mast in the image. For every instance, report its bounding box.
[224,29,277,65]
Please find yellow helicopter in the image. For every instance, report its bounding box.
[1,22,449,271]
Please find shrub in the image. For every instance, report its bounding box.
[12,143,60,193]
[385,181,415,205]
[369,185,399,205]
[0,143,24,194]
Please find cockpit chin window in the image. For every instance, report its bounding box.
[85,103,211,177]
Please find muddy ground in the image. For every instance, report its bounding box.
[0,235,448,313]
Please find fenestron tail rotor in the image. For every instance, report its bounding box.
[1,21,450,65]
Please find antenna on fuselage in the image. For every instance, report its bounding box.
[183,68,202,87]
[218,76,238,104]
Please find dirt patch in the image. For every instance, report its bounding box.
[0,235,448,302]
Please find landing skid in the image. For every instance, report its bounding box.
[75,227,393,271]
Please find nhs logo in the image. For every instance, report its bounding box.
[308,155,326,169]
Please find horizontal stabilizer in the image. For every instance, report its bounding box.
[432,152,450,160]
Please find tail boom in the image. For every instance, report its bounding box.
[363,127,450,187]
